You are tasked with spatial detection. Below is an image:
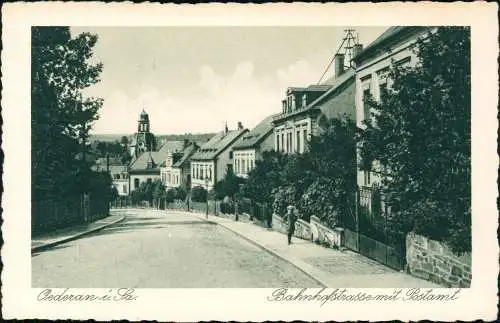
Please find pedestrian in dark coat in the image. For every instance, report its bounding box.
[285,205,297,245]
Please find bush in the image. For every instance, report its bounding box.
[299,178,338,225]
[176,186,187,201]
[272,186,297,216]
[220,201,235,214]
[191,186,207,203]
[165,188,177,204]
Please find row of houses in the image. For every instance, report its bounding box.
[102,26,432,203]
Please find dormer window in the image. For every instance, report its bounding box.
[282,100,287,113]
[287,96,292,113]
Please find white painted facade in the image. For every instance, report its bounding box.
[191,161,215,190]
[234,149,256,178]
[274,118,312,154]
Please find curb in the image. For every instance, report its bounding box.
[193,213,328,287]
[31,215,126,254]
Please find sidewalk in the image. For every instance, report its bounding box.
[31,212,125,253]
[191,212,440,288]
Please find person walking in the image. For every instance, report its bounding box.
[285,205,297,245]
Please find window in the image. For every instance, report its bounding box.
[195,166,199,179]
[363,88,371,121]
[379,84,388,102]
[123,184,127,194]
[303,129,308,149]
[291,96,296,111]
[296,130,301,153]
[394,56,411,68]
[282,100,287,113]
[147,178,152,184]
[287,96,292,113]
[229,151,233,159]
[242,159,246,174]
[250,159,254,171]
[276,135,280,152]
[287,133,292,152]
[302,94,307,108]
[208,167,212,180]
[281,134,284,152]
[364,171,371,186]
[200,167,204,180]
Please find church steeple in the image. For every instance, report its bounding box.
[130,109,156,158]
[138,109,150,133]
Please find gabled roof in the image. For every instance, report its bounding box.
[307,69,355,107]
[191,128,248,161]
[129,141,184,172]
[353,26,431,64]
[273,69,355,123]
[233,115,275,150]
[287,84,332,93]
[173,144,198,167]
[158,140,184,154]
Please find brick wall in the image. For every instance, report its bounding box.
[406,232,471,287]
[272,213,312,241]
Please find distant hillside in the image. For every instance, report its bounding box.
[90,133,216,144]
[89,134,129,143]
[156,133,215,144]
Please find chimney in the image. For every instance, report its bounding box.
[335,54,345,78]
[237,121,243,130]
[353,43,363,58]
[224,122,228,135]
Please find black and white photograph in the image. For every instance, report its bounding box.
[1,2,498,321]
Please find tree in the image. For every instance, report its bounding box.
[165,188,177,205]
[213,166,245,200]
[32,27,103,202]
[191,186,207,203]
[305,117,358,224]
[152,180,165,208]
[241,150,285,204]
[358,27,471,253]
[120,136,129,147]
[176,186,187,201]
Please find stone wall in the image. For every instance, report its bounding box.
[310,216,344,249]
[272,213,312,241]
[406,232,471,287]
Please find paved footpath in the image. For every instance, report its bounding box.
[189,211,440,288]
[31,213,125,252]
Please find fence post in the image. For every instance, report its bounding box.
[355,188,360,251]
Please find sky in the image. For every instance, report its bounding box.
[70,26,388,135]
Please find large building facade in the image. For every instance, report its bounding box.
[272,54,357,155]
[353,27,433,193]
[232,116,275,178]
[190,123,248,190]
[160,142,198,189]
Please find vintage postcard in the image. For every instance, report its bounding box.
[1,2,498,321]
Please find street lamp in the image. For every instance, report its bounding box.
[205,176,209,219]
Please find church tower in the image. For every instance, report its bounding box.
[130,109,156,158]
